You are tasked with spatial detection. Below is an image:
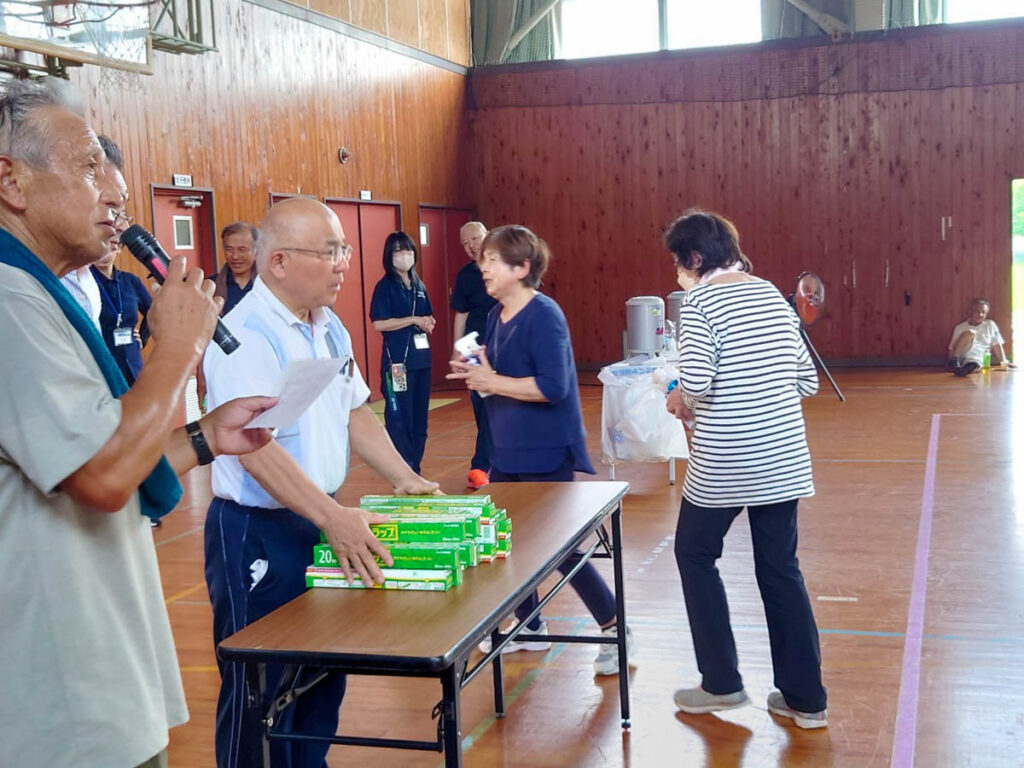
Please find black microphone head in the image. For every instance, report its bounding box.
[119,224,151,253]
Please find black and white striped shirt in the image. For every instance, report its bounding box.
[678,279,817,507]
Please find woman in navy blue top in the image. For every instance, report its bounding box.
[447,225,633,676]
[369,231,436,474]
[90,245,152,385]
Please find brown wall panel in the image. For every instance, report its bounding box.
[72,0,467,292]
[351,0,388,37]
[308,0,351,22]
[447,0,470,67]
[388,0,421,49]
[420,0,449,60]
[467,21,1024,365]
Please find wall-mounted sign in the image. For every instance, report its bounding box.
[172,173,193,187]
[359,189,372,201]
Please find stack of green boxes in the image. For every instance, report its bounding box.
[305,494,512,591]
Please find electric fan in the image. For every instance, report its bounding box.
[789,272,845,402]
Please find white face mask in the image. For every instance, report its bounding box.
[393,251,415,272]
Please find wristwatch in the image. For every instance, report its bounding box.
[185,420,215,466]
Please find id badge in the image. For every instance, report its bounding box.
[413,332,429,350]
[113,327,133,347]
[390,363,408,392]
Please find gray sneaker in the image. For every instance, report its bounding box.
[674,685,750,714]
[592,624,637,676]
[478,620,551,654]
[767,691,828,729]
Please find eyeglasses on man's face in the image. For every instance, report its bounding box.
[280,243,353,264]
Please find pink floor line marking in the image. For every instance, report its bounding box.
[890,413,941,768]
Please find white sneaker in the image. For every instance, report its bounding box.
[478,619,551,654]
[767,690,828,729]
[593,624,637,676]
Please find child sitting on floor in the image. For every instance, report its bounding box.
[947,298,1015,376]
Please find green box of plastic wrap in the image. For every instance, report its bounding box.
[370,516,469,543]
[359,505,482,538]
[305,566,454,591]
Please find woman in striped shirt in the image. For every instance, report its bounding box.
[665,209,828,729]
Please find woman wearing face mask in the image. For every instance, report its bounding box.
[664,209,827,729]
[369,231,436,474]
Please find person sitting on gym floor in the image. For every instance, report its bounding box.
[947,298,1015,376]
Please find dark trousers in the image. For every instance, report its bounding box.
[205,498,347,768]
[469,391,492,472]
[382,365,430,474]
[490,459,617,630]
[674,497,827,713]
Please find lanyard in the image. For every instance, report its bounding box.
[383,281,417,367]
[95,270,124,326]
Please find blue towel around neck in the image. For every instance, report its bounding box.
[0,227,182,519]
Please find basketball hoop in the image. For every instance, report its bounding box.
[74,1,154,92]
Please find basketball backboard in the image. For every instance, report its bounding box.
[0,1,151,74]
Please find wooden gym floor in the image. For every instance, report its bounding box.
[158,368,1024,767]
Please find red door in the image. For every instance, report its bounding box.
[323,199,369,388]
[151,187,217,275]
[418,207,450,382]
[358,203,401,400]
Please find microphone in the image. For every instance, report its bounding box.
[121,224,240,355]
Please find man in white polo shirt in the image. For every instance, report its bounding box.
[203,196,439,768]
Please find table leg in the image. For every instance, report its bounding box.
[244,662,271,767]
[441,665,464,767]
[609,464,616,480]
[491,629,506,717]
[669,458,675,485]
[610,504,632,728]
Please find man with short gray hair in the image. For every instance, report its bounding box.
[0,78,276,768]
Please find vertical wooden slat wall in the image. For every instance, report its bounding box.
[467,22,1024,366]
[71,0,469,284]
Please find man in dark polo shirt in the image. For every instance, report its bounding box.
[213,221,258,316]
[450,220,497,489]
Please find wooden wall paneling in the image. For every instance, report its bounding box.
[389,0,420,49]
[351,0,388,36]
[419,0,449,60]
[447,0,469,67]
[309,0,352,22]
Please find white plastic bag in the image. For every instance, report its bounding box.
[599,364,688,464]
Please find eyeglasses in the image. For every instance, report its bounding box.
[114,212,134,228]
[280,244,353,264]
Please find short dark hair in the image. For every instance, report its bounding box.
[970,298,990,311]
[382,230,422,285]
[480,225,550,289]
[221,221,258,242]
[663,208,752,276]
[97,135,123,171]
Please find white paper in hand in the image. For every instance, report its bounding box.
[246,358,347,429]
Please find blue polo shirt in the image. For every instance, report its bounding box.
[90,265,151,385]
[203,278,371,508]
[369,274,433,371]
[450,260,497,339]
[483,293,595,475]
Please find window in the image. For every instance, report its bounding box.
[558,0,761,60]
[558,0,660,59]
[947,0,1023,23]
[667,0,761,51]
[173,216,195,251]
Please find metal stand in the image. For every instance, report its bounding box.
[801,327,845,402]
